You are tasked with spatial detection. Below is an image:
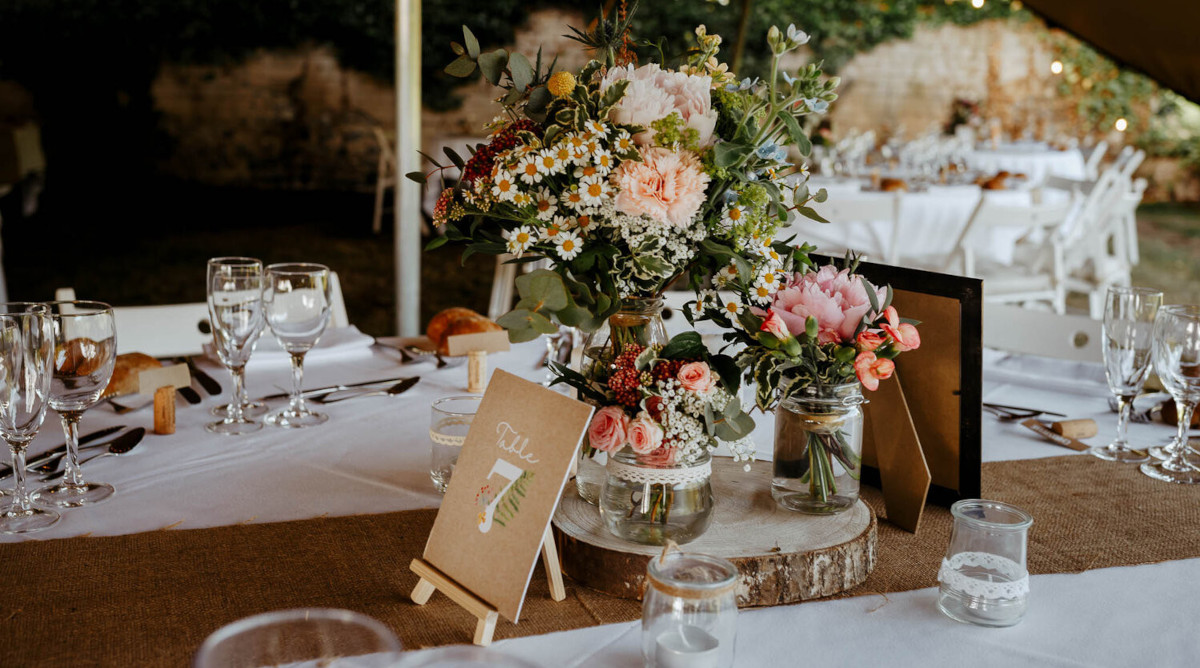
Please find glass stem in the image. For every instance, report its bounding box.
[288,352,307,415]
[59,411,84,487]
[8,444,31,512]
[1167,400,1197,467]
[1113,394,1133,450]
[229,366,247,422]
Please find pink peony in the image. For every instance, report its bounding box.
[767,267,885,345]
[613,147,711,228]
[601,64,717,147]
[677,362,714,393]
[761,311,790,339]
[627,415,665,454]
[854,351,895,391]
[588,405,629,453]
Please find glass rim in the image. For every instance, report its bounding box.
[646,551,738,594]
[192,607,400,664]
[45,300,113,316]
[1159,304,1200,318]
[950,499,1033,530]
[0,302,50,316]
[1107,286,1163,298]
[208,256,263,267]
[266,262,330,276]
[432,395,484,417]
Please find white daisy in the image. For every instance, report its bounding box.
[561,188,586,210]
[537,149,563,175]
[491,172,518,201]
[721,205,746,228]
[722,299,744,325]
[585,120,609,136]
[573,213,594,232]
[755,268,780,291]
[551,144,574,164]
[505,226,535,255]
[749,283,773,305]
[573,164,602,180]
[799,162,810,178]
[578,176,611,205]
[516,155,543,185]
[592,149,615,174]
[555,231,584,260]
[764,247,784,267]
[533,188,558,221]
[511,191,533,207]
[713,262,740,288]
[539,221,564,241]
[613,131,634,153]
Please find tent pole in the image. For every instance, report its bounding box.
[395,0,421,336]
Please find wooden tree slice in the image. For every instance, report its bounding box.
[552,458,876,606]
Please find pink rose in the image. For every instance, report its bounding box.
[856,330,885,352]
[639,444,677,467]
[854,351,895,391]
[601,64,717,147]
[613,147,710,228]
[768,267,886,345]
[627,415,665,454]
[677,361,714,393]
[760,311,790,339]
[588,405,629,453]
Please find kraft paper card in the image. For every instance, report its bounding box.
[423,370,594,622]
[447,331,512,356]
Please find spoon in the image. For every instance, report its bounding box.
[36,428,146,481]
[311,377,420,404]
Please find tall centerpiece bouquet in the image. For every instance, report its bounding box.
[692,255,921,515]
[413,4,838,511]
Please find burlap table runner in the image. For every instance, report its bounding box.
[2,455,1198,666]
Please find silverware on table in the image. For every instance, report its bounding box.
[0,425,129,480]
[179,356,222,395]
[311,377,420,404]
[36,427,146,481]
[257,377,417,403]
[982,403,1068,421]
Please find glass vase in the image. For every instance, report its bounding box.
[575,297,669,505]
[600,449,714,545]
[771,382,865,514]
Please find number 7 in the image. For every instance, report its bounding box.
[478,458,524,534]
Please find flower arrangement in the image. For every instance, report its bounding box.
[412,4,838,342]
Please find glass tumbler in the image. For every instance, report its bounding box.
[430,396,482,494]
[642,551,738,668]
[937,499,1033,628]
[194,608,399,667]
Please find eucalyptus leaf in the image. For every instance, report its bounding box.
[713,142,750,168]
[463,25,480,59]
[528,311,559,335]
[509,51,534,91]
[514,269,569,311]
[813,187,828,203]
[478,49,508,85]
[861,276,881,313]
[404,171,427,184]
[796,206,830,224]
[444,54,477,78]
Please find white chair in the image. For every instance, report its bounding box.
[984,303,1102,363]
[1054,166,1132,318]
[56,271,350,358]
[942,194,1076,313]
[1082,140,1108,180]
[802,192,903,264]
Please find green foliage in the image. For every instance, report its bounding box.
[493,471,534,528]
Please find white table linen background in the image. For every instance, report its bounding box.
[965,146,1088,184]
[5,331,1197,666]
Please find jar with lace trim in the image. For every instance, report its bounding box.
[937,499,1033,627]
[599,448,714,545]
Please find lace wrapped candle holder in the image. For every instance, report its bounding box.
[429,396,482,494]
[937,499,1033,627]
[599,450,714,546]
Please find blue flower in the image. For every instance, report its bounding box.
[787,24,810,47]
[725,77,758,92]
[755,143,788,163]
[781,71,797,87]
[803,97,829,114]
[723,190,740,205]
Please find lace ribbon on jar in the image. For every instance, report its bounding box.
[607,457,712,486]
[937,551,1030,600]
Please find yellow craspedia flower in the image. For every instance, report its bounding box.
[547,71,576,97]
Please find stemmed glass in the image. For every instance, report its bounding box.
[263,263,331,429]
[31,301,117,507]
[0,303,59,533]
[206,257,266,435]
[1141,305,1200,484]
[1090,286,1162,463]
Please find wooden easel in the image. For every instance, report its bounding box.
[409,529,566,646]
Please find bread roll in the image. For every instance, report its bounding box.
[879,177,908,192]
[426,307,480,348]
[103,353,162,398]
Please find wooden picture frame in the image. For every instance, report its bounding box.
[814,255,983,505]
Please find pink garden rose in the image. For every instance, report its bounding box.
[638,444,677,467]
[767,266,885,345]
[601,64,717,147]
[854,351,895,391]
[628,415,665,454]
[760,311,790,339]
[588,405,629,453]
[613,147,710,228]
[677,361,714,393]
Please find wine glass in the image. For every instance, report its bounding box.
[206,257,266,435]
[1141,305,1200,484]
[262,263,331,429]
[0,303,59,533]
[1090,286,1162,463]
[30,301,117,507]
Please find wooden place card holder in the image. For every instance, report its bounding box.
[407,370,593,646]
[447,331,511,393]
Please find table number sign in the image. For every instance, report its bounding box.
[410,369,594,645]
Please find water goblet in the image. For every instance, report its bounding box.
[206,257,266,435]
[31,301,117,507]
[263,263,331,429]
[1090,286,1162,463]
[1141,305,1200,484]
[0,303,60,534]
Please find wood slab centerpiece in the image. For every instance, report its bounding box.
[552,458,876,605]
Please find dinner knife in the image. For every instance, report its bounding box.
[0,425,127,479]
[257,377,415,402]
[180,356,223,396]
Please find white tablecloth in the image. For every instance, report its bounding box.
[5,334,1197,666]
[966,146,1087,184]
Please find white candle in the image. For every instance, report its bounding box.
[655,625,719,668]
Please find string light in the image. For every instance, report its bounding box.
[1050,60,1063,74]
[971,0,985,7]
[1115,118,1128,132]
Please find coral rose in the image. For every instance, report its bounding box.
[613,147,710,228]
[760,311,790,339]
[768,266,885,345]
[638,444,677,467]
[856,330,885,352]
[881,322,921,352]
[854,351,895,391]
[677,361,714,393]
[627,415,665,454]
[588,405,629,453]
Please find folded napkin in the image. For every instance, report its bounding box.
[205,325,375,367]
[983,348,1109,396]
